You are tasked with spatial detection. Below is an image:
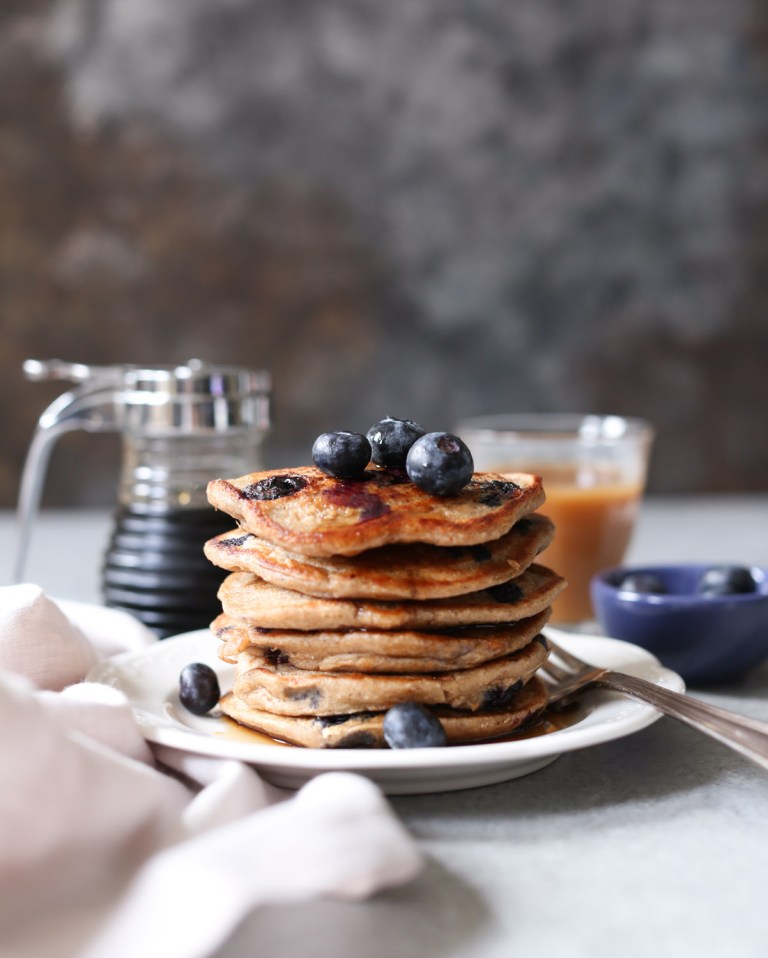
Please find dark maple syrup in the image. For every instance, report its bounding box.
[102,504,232,638]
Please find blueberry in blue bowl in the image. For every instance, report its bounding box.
[590,564,768,685]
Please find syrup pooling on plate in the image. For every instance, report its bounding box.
[213,701,585,749]
[492,700,584,742]
[218,716,293,748]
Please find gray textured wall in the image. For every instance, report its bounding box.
[1,0,767,507]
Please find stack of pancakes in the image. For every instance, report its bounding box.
[203,465,566,748]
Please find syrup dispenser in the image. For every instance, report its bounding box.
[14,359,271,637]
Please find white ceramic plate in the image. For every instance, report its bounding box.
[57,597,157,654]
[88,628,684,795]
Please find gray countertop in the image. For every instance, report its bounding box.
[2,497,768,958]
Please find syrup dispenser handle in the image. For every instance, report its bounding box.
[13,365,121,583]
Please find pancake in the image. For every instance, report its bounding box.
[213,608,551,672]
[217,563,566,631]
[204,513,553,600]
[232,634,549,715]
[206,466,544,557]
[219,676,549,748]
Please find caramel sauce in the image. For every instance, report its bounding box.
[496,463,643,623]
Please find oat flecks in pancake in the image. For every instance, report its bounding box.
[219,676,548,748]
[206,465,544,556]
[231,635,549,716]
[213,607,551,672]
[216,563,566,631]
[204,513,554,600]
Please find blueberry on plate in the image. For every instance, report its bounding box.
[179,663,221,715]
[698,565,757,596]
[405,432,474,496]
[618,572,667,594]
[366,416,426,468]
[312,431,371,479]
[383,702,447,749]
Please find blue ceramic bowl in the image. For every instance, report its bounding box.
[590,564,768,685]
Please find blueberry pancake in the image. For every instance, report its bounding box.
[204,513,553,600]
[206,466,544,557]
[219,676,549,748]
[213,608,551,672]
[231,634,549,715]
[216,563,566,631]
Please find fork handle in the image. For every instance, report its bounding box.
[598,671,768,771]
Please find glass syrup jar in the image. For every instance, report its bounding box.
[15,359,271,637]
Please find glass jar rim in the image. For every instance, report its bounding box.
[454,413,654,443]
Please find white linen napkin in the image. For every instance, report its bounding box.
[0,584,423,958]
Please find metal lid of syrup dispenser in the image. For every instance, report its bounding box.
[116,360,271,434]
[23,358,271,435]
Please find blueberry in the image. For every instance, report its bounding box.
[481,680,523,710]
[698,565,756,596]
[242,474,308,500]
[366,416,426,468]
[179,663,220,715]
[405,432,474,496]
[312,431,371,479]
[383,702,447,749]
[487,579,525,603]
[618,572,667,594]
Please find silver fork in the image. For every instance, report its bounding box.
[542,639,768,771]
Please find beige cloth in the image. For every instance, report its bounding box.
[0,585,423,958]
